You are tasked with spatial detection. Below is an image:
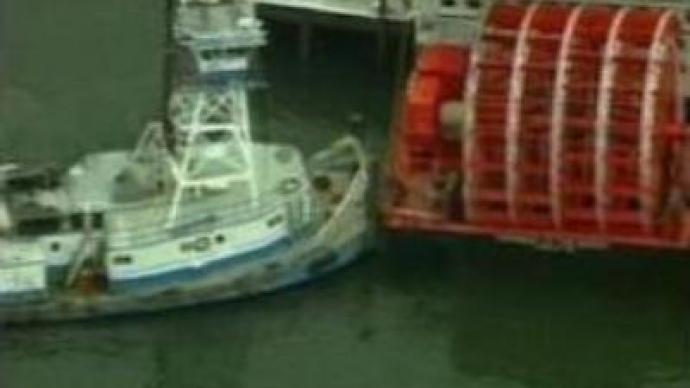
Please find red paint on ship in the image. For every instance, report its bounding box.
[383,2,690,249]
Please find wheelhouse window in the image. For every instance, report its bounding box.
[70,213,84,230]
[16,216,61,236]
[69,212,105,231]
[92,213,104,229]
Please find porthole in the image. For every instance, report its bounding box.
[267,214,285,228]
[113,256,133,266]
[215,234,226,244]
[50,242,61,252]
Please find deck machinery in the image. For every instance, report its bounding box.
[384,0,690,249]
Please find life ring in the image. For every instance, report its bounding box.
[279,177,301,195]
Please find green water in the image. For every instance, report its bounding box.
[2,2,690,387]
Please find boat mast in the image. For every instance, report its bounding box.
[163,0,266,226]
[162,0,176,151]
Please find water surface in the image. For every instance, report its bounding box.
[1,2,690,387]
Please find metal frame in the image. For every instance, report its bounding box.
[506,3,539,223]
[166,86,259,226]
[550,5,583,229]
[594,7,629,231]
[462,50,481,223]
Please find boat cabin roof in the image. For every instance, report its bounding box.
[104,142,310,248]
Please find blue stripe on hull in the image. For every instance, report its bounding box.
[109,232,365,297]
[110,237,294,292]
[262,236,364,293]
[0,290,46,305]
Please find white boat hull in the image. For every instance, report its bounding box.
[0,136,371,324]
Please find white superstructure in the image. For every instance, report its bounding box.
[0,0,365,305]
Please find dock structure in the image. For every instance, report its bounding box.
[257,0,412,21]
[251,0,690,62]
[255,0,414,61]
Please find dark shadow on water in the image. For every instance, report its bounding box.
[379,232,690,387]
[3,3,690,387]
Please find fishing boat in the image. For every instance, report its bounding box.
[383,0,690,250]
[0,0,370,323]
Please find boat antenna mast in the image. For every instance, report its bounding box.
[162,0,177,151]
[164,0,267,225]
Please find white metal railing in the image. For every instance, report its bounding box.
[107,187,315,250]
[311,136,369,243]
[107,135,369,251]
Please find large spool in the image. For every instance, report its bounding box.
[462,3,684,237]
